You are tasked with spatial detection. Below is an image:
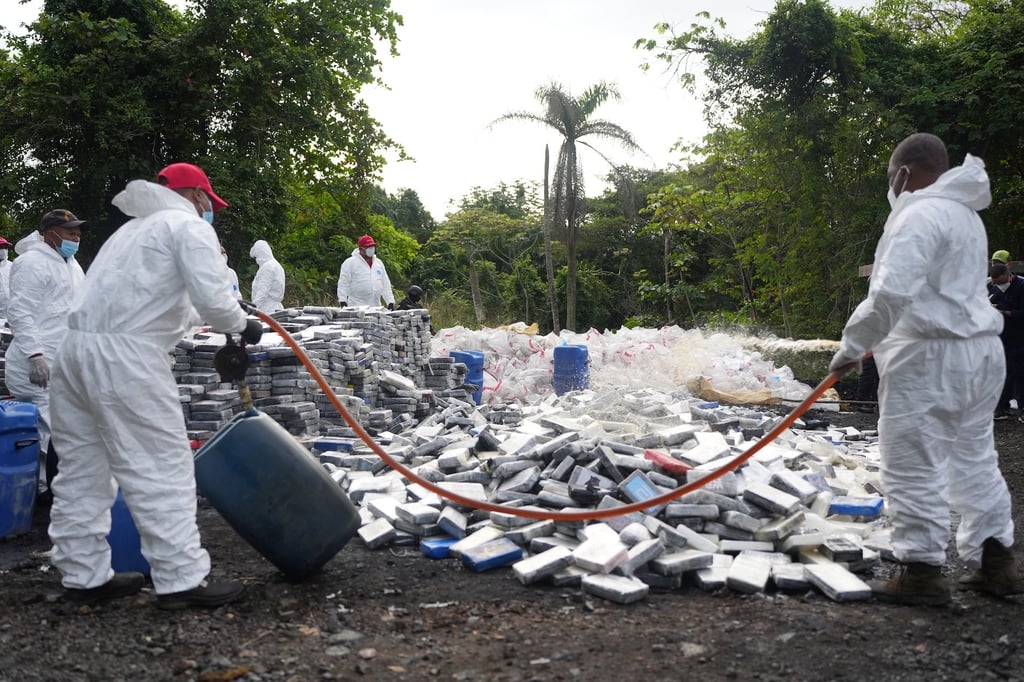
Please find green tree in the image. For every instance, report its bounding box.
[0,0,400,269]
[493,82,642,331]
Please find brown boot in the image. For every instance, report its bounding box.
[869,562,951,606]
[958,538,1024,596]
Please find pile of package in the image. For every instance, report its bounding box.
[315,385,889,605]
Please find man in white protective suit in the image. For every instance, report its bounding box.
[47,162,263,609]
[6,211,87,498]
[336,234,395,309]
[248,239,285,311]
[830,133,1024,606]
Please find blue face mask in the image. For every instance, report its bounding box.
[202,209,215,225]
[58,239,79,259]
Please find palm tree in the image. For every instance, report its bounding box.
[494,81,641,331]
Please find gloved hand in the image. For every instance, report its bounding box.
[387,302,394,311]
[828,349,863,376]
[240,318,263,345]
[339,301,347,307]
[238,299,256,314]
[29,355,49,388]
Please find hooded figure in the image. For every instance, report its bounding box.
[336,235,395,308]
[0,236,13,318]
[6,212,87,486]
[830,134,1024,604]
[47,164,262,610]
[249,240,285,312]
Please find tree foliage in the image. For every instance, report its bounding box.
[0,0,400,291]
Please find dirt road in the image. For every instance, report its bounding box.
[3,409,1024,682]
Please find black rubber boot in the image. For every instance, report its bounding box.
[869,562,951,606]
[64,572,146,606]
[959,538,1024,596]
[155,580,244,611]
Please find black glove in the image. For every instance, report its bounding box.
[387,302,394,310]
[240,318,263,345]
[339,301,347,307]
[238,299,256,314]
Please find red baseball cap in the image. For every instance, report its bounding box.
[156,162,229,212]
[0,237,11,248]
[358,235,375,248]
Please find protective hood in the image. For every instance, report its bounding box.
[112,180,198,219]
[898,154,991,214]
[250,240,274,265]
[14,231,50,257]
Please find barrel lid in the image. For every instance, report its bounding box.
[0,400,39,430]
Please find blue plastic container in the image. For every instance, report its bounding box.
[107,490,150,575]
[193,410,361,580]
[449,350,485,404]
[552,344,590,396]
[0,400,40,539]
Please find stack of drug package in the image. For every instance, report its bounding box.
[174,337,248,442]
[385,308,433,387]
[0,327,12,394]
[423,356,472,403]
[256,344,321,436]
[321,389,891,606]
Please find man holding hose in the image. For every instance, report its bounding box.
[830,133,1024,605]
[47,163,263,609]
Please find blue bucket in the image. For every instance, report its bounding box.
[108,490,150,575]
[0,400,40,539]
[449,350,485,404]
[552,345,590,396]
[194,410,361,580]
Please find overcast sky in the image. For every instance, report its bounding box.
[4,0,874,219]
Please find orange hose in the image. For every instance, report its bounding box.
[254,309,840,521]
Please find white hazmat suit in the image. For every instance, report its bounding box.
[48,180,249,593]
[0,249,12,318]
[833,154,1012,568]
[249,240,285,312]
[6,231,86,455]
[336,248,394,307]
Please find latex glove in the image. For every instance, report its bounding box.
[240,318,263,345]
[829,350,863,376]
[387,302,394,311]
[29,355,49,388]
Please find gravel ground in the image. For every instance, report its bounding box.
[3,407,1024,682]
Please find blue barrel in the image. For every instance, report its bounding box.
[108,490,150,575]
[552,344,590,395]
[449,350,485,404]
[194,410,361,580]
[0,400,40,539]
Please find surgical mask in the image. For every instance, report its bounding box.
[223,252,229,263]
[58,239,79,259]
[0,249,7,260]
[887,166,909,209]
[203,209,215,225]
[364,247,375,258]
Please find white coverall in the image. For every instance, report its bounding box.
[47,180,249,593]
[336,248,395,307]
[5,232,86,455]
[226,266,241,299]
[249,240,285,312]
[834,154,1012,568]
[0,252,12,318]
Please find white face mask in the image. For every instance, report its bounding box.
[997,280,1012,292]
[222,252,229,263]
[887,166,909,209]
[0,249,7,260]
[364,247,375,258]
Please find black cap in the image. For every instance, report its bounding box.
[40,209,88,232]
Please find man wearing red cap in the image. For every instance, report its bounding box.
[336,234,395,309]
[0,236,13,319]
[47,162,263,610]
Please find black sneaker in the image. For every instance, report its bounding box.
[155,580,244,611]
[64,572,146,606]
